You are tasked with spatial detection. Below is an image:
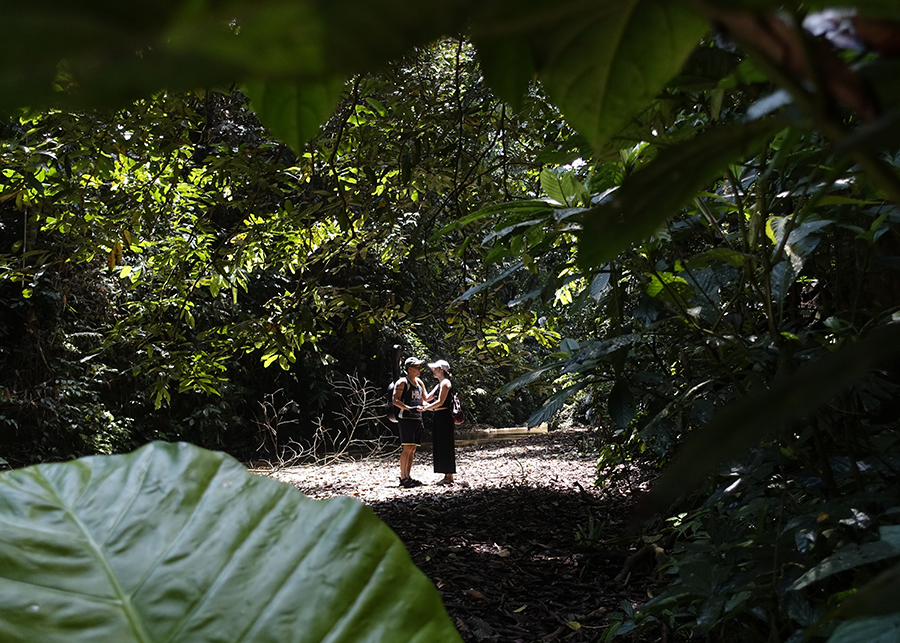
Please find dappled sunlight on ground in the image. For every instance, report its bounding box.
[262,427,662,642]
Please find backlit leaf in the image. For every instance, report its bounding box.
[246,78,348,153]
[530,0,708,151]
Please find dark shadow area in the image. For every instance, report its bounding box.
[369,482,660,642]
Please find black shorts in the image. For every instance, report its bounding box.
[398,418,423,446]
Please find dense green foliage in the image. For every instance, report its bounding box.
[0,44,563,464]
[3,0,900,641]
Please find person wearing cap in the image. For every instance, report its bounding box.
[423,359,458,485]
[393,356,429,488]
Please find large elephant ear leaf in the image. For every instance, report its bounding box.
[0,441,461,643]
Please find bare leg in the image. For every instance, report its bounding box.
[400,445,417,479]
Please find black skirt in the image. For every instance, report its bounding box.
[431,407,456,474]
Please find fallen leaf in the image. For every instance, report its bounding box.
[464,588,490,602]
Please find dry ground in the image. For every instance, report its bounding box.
[268,427,665,642]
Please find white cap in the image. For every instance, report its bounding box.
[428,359,450,370]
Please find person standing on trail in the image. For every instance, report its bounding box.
[394,356,428,488]
[424,359,458,485]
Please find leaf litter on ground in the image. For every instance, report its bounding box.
[266,426,663,642]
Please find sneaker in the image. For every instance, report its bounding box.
[399,477,412,488]
[406,478,424,487]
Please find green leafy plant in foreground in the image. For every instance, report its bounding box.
[0,441,461,642]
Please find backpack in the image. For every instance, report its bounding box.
[385,380,399,423]
[386,376,417,423]
[385,344,402,423]
[451,392,464,425]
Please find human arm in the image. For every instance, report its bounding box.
[423,380,450,411]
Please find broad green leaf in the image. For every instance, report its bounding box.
[246,78,348,153]
[432,200,552,240]
[578,119,785,267]
[541,169,584,207]
[645,271,694,305]
[770,220,833,303]
[0,442,461,643]
[531,0,708,151]
[640,323,900,516]
[590,271,612,300]
[0,0,712,157]
[565,334,640,368]
[609,381,635,429]
[541,169,571,207]
[526,381,588,427]
[472,34,535,110]
[825,615,900,643]
[832,560,900,619]
[684,248,750,269]
[498,361,567,395]
[791,536,900,590]
[453,261,524,303]
[713,1,900,19]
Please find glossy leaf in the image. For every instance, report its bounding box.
[579,119,785,267]
[590,271,612,300]
[0,442,460,643]
[791,527,900,590]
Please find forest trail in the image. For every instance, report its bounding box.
[270,427,663,642]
